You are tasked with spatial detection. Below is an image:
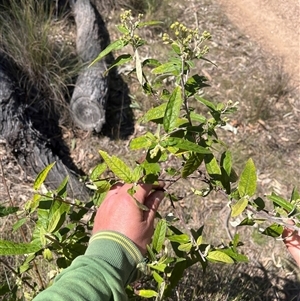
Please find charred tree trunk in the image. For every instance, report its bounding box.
[70,0,109,132]
[0,57,89,200]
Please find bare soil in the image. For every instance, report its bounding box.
[217,0,300,91]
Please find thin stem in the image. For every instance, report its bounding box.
[0,159,45,290]
[0,258,35,290]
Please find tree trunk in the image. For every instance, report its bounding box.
[70,0,109,132]
[0,58,89,200]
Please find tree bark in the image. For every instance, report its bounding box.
[70,0,109,132]
[0,58,89,200]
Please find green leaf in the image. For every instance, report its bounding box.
[34,162,56,190]
[0,205,18,217]
[205,154,221,176]
[178,242,193,252]
[12,217,27,232]
[207,250,234,263]
[182,153,204,178]
[152,219,167,253]
[231,198,248,217]
[171,42,181,55]
[99,150,133,183]
[163,86,183,132]
[0,240,41,255]
[135,49,143,85]
[221,151,232,177]
[195,95,216,111]
[116,24,129,34]
[56,176,68,197]
[261,224,283,237]
[190,111,206,123]
[106,54,132,73]
[132,165,143,183]
[268,193,294,213]
[152,61,181,75]
[291,187,300,202]
[130,134,155,150]
[46,200,70,233]
[138,289,158,298]
[185,75,208,97]
[220,248,248,262]
[89,39,127,66]
[153,271,164,286]
[238,158,257,197]
[90,163,107,181]
[168,234,190,244]
[138,20,164,27]
[141,103,167,122]
[165,137,211,154]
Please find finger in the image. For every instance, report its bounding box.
[144,190,165,223]
[118,183,161,204]
[105,182,123,199]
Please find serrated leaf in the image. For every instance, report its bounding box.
[261,224,283,237]
[182,153,204,178]
[152,219,167,253]
[89,39,127,66]
[90,163,107,181]
[231,198,248,217]
[0,205,18,217]
[238,158,257,197]
[166,137,211,154]
[138,289,158,298]
[34,162,56,190]
[207,250,234,263]
[0,240,41,255]
[141,103,167,122]
[99,150,133,183]
[163,86,182,132]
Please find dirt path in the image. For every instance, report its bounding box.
[217,0,300,91]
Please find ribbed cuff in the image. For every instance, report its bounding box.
[86,231,144,285]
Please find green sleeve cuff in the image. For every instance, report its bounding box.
[86,231,144,285]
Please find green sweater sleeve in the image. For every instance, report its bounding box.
[33,231,144,301]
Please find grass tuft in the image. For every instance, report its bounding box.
[0,0,80,121]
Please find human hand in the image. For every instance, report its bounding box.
[283,226,300,267]
[93,183,165,255]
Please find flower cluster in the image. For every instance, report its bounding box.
[162,21,211,59]
[119,10,144,48]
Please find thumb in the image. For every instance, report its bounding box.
[144,190,165,223]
